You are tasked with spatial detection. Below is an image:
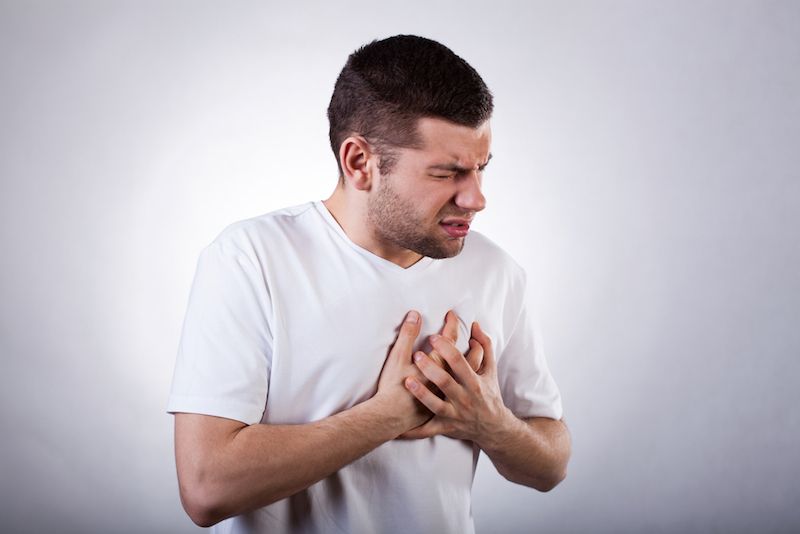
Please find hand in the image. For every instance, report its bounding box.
[427,310,483,373]
[422,310,482,402]
[401,320,512,444]
[374,310,431,432]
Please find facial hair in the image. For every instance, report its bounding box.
[366,175,465,260]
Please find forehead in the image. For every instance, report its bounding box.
[412,117,492,165]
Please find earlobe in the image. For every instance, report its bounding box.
[339,136,374,191]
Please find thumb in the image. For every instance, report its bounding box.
[390,310,421,360]
[397,418,444,440]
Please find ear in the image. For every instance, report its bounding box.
[339,136,376,191]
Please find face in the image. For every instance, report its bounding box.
[366,117,492,260]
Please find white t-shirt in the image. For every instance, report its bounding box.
[168,201,563,534]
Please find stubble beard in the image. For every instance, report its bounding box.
[367,176,464,260]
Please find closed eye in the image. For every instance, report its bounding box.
[427,154,492,178]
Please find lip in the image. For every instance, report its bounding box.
[440,217,472,226]
[439,218,471,238]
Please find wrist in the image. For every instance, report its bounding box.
[475,406,520,452]
[361,394,412,439]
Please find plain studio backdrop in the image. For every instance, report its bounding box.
[1,1,798,533]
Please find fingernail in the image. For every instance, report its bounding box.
[429,334,440,343]
[407,378,418,391]
[414,352,423,362]
[406,310,420,324]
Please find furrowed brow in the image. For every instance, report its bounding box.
[428,163,470,173]
[428,153,493,173]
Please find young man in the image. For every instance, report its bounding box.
[168,35,571,533]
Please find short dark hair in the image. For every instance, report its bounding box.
[327,35,493,177]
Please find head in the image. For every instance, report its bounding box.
[327,35,493,178]
[364,116,492,259]
[327,36,494,261]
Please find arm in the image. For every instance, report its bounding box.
[477,414,571,491]
[403,320,571,491]
[174,310,429,527]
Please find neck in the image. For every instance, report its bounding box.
[323,186,423,269]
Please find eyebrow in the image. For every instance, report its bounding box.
[428,153,493,173]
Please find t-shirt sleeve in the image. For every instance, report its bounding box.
[496,273,564,421]
[167,235,273,425]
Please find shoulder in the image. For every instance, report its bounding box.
[216,202,316,242]
[208,202,317,250]
[197,202,321,270]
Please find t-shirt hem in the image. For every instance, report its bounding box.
[166,395,264,425]
[512,398,564,421]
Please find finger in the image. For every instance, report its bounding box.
[430,335,480,390]
[470,322,496,375]
[440,310,460,344]
[390,310,421,359]
[412,353,464,406]
[397,418,445,440]
[407,362,445,399]
[405,375,451,415]
[429,348,446,368]
[465,338,484,372]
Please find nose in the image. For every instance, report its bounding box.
[454,171,486,213]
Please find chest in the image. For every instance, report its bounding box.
[261,258,502,423]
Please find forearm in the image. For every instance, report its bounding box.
[177,396,411,526]
[478,412,571,491]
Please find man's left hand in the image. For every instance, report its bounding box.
[400,319,513,445]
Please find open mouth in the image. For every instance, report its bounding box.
[440,221,470,238]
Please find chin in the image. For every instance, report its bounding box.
[418,239,465,259]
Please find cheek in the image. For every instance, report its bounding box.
[402,179,457,218]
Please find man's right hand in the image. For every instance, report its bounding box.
[373,310,431,431]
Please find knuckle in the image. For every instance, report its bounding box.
[439,349,456,366]
[434,341,457,361]
[440,373,456,390]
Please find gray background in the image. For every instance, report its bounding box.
[1,1,798,533]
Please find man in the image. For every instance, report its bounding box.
[168,35,570,533]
